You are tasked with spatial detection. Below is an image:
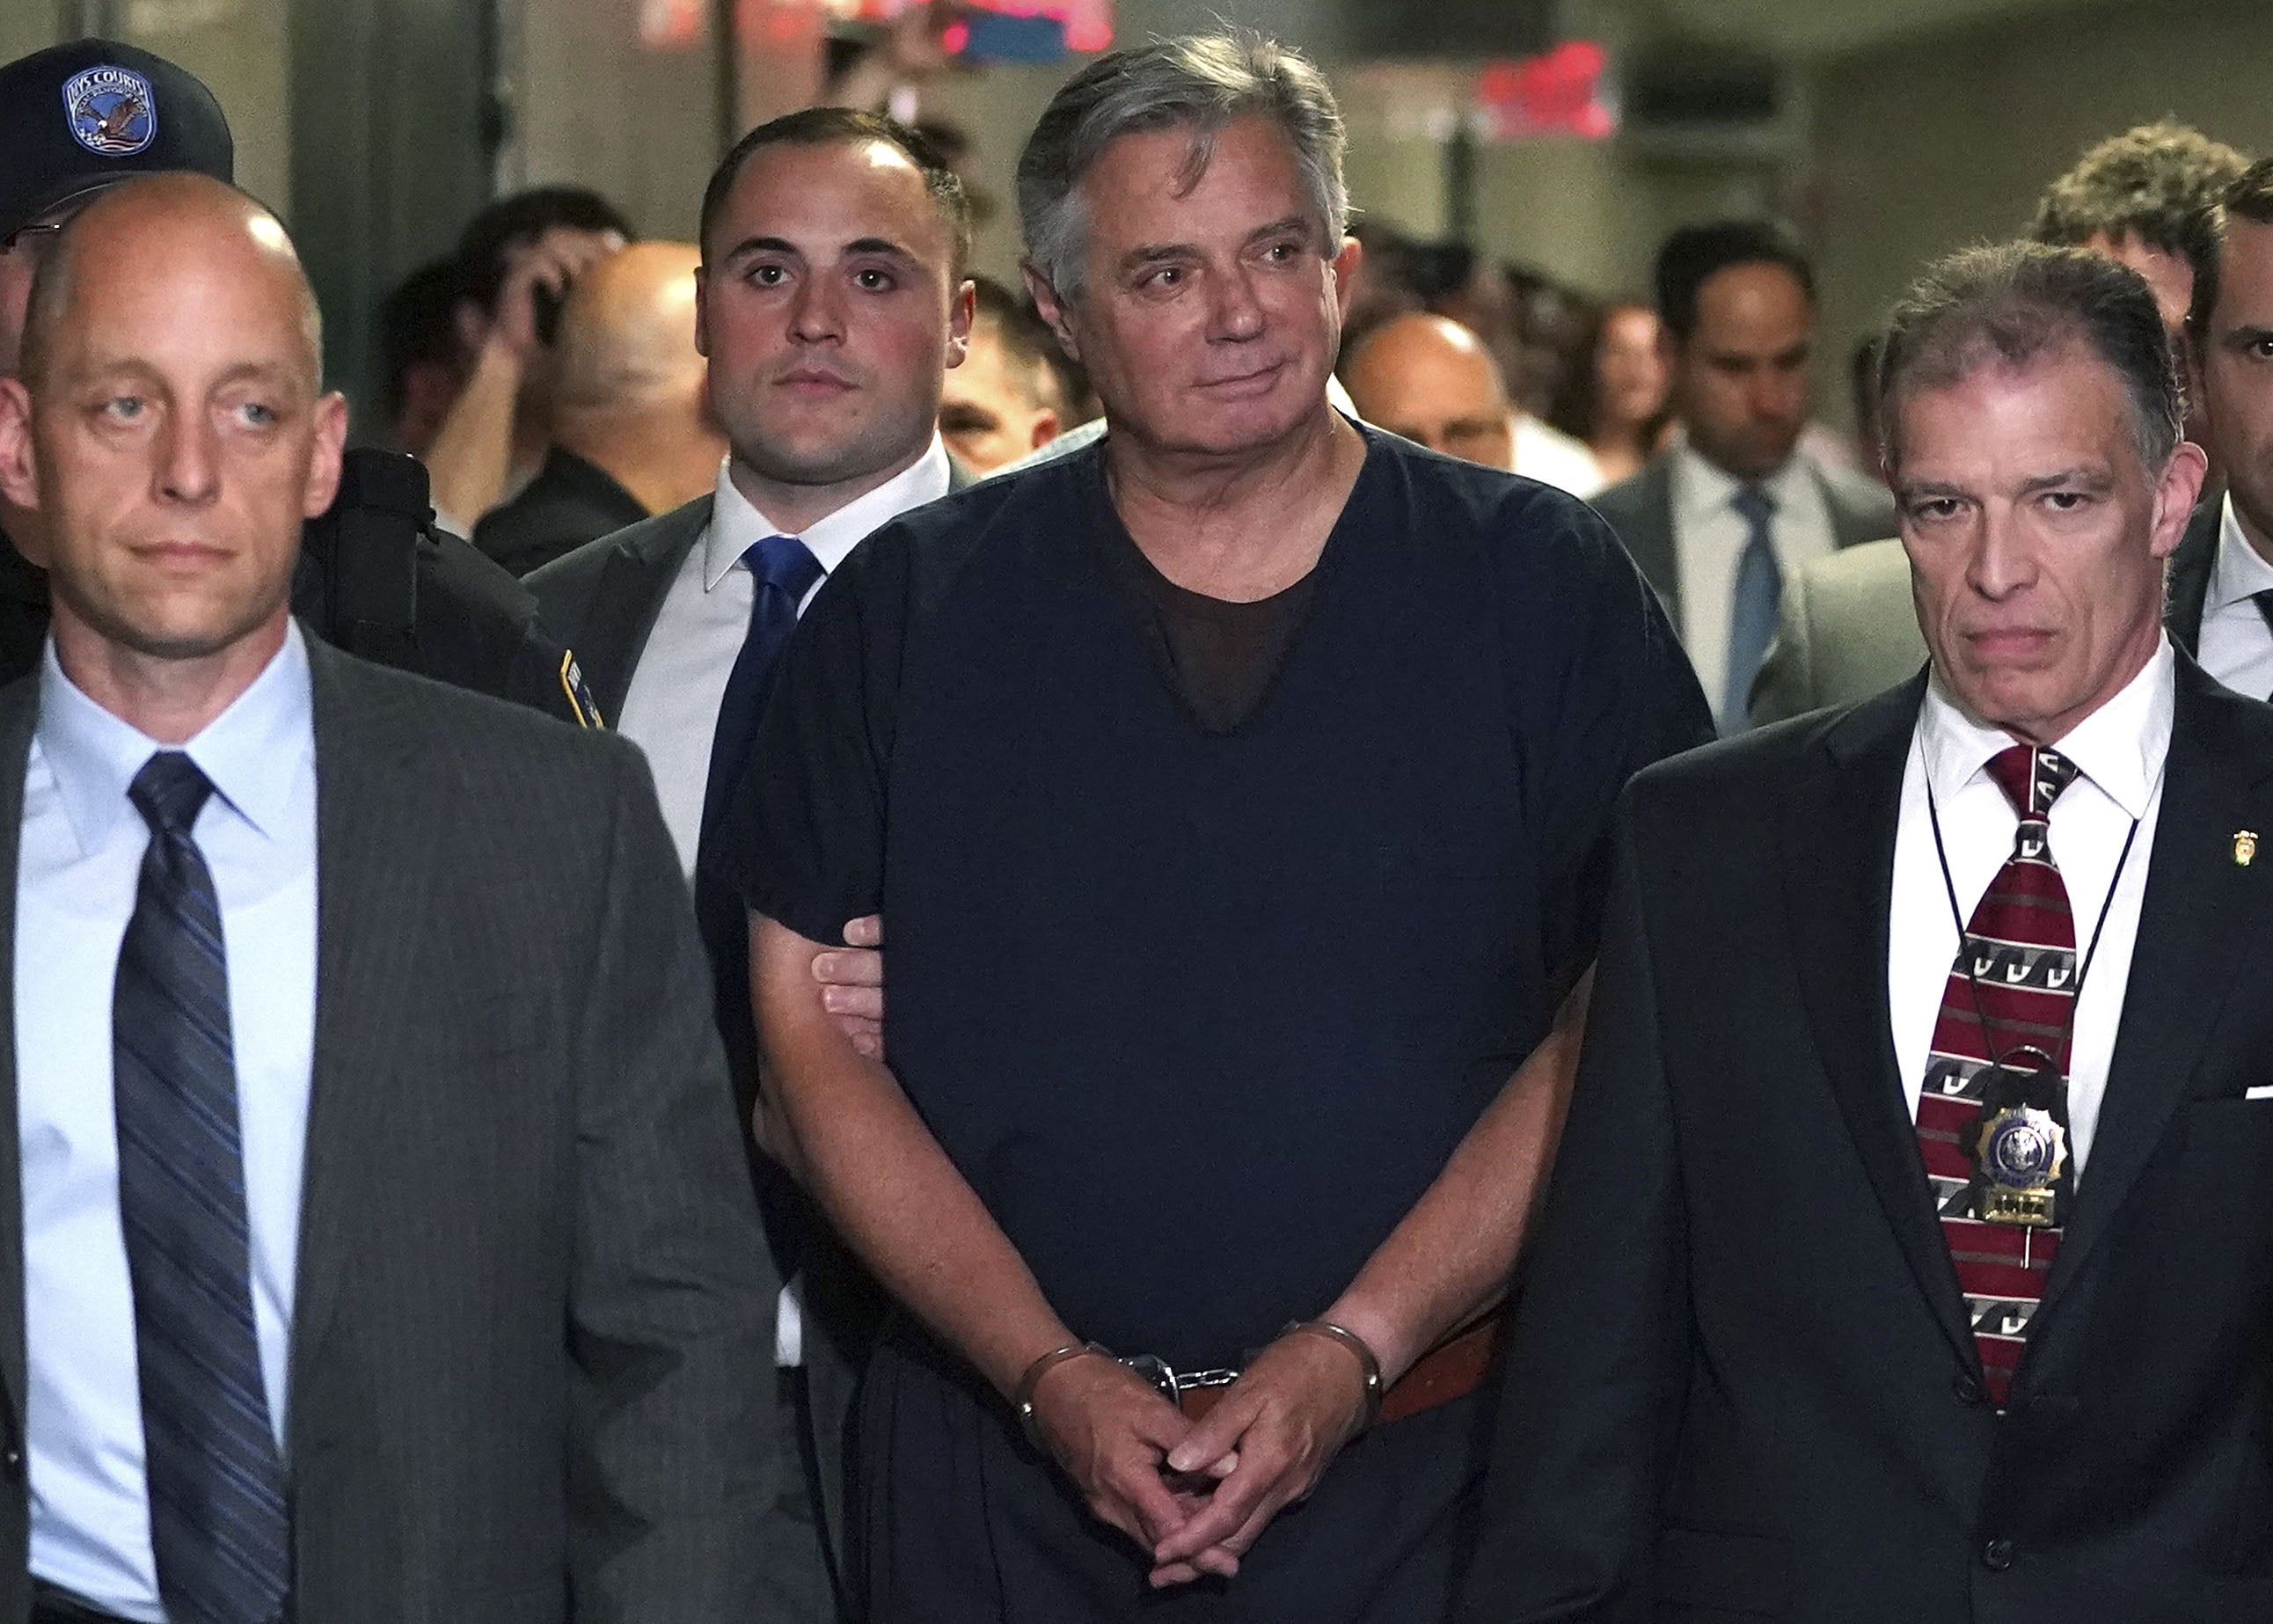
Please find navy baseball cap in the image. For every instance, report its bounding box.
[0,39,233,242]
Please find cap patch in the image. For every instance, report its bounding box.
[62,65,158,158]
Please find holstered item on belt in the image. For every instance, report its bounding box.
[1173,1318,1499,1428]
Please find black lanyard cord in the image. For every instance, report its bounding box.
[1921,757,2145,1080]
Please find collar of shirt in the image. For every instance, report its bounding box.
[36,619,315,859]
[1671,441,1810,530]
[701,435,953,593]
[1917,633,2174,823]
[2206,490,2273,612]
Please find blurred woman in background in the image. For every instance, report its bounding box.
[1553,299,1670,486]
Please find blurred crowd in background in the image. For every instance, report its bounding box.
[367,161,1692,570]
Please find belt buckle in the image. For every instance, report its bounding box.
[1121,1352,1239,1410]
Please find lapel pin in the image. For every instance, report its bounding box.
[2236,830,2259,867]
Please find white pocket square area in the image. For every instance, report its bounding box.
[2245,1086,2273,1101]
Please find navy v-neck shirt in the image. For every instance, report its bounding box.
[731,427,1712,1370]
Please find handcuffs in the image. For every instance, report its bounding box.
[1012,1320,1384,1451]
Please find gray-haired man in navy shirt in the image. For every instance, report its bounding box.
[732,31,1712,1620]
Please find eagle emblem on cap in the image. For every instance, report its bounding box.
[62,66,158,157]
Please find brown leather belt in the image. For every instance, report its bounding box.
[1138,1318,1500,1430]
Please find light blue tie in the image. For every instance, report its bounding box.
[1723,485,1781,730]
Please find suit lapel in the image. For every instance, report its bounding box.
[286,642,441,1412]
[578,497,710,724]
[1784,678,1981,1368]
[2035,659,2273,1316]
[0,677,35,1442]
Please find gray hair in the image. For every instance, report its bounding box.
[1875,239,2182,475]
[1016,30,1347,302]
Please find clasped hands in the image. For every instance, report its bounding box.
[1022,1327,1376,1587]
[807,925,1376,1580]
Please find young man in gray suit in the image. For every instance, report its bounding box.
[0,174,780,1622]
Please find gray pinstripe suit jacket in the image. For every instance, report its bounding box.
[0,635,791,1622]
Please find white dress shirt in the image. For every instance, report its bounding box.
[1670,444,1840,725]
[2193,493,2273,701]
[614,437,950,1368]
[1887,639,2172,1176]
[18,624,318,1620]
[617,436,953,877]
[1510,413,1604,498]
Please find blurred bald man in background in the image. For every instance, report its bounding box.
[1341,311,1602,494]
[475,241,725,578]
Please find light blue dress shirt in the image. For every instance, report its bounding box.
[16,624,318,1620]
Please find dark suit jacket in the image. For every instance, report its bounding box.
[1465,660,2273,1622]
[0,639,789,1622]
[525,494,715,730]
[529,467,968,1620]
[0,548,42,692]
[475,447,653,582]
[1588,449,1896,626]
[525,461,975,726]
[2165,495,2225,661]
[527,465,973,1100]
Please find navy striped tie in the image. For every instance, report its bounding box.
[113,751,290,1624]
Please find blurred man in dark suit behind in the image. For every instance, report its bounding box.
[476,240,725,578]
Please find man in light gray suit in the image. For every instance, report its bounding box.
[1745,537,1926,725]
[0,174,779,1623]
[1589,220,1893,732]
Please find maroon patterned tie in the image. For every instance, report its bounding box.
[1914,743,2079,1406]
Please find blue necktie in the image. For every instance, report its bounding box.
[700,532,824,852]
[113,751,289,1624]
[1723,484,1782,729]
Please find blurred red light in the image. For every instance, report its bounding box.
[1477,40,1615,140]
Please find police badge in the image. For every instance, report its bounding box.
[1973,1102,2067,1227]
[62,65,158,157]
